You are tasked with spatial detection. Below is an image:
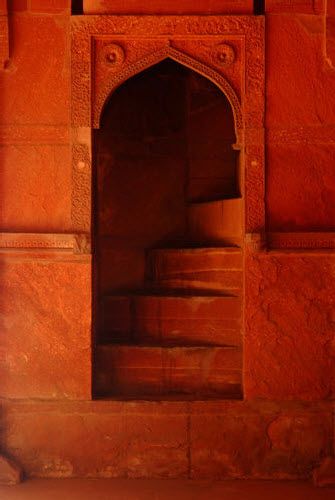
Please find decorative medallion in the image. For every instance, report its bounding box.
[214,43,235,67]
[103,43,125,68]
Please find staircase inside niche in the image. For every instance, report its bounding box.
[94,59,243,401]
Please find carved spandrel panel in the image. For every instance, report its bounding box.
[93,36,244,126]
[92,39,244,135]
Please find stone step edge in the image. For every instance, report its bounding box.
[148,246,243,254]
[97,343,242,351]
[188,196,243,206]
[103,293,242,300]
[94,393,243,402]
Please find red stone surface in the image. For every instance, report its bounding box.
[0,0,7,13]
[0,13,70,126]
[0,8,71,232]
[0,455,22,485]
[3,401,189,479]
[148,247,243,292]
[0,145,72,231]
[0,258,92,399]
[188,198,243,245]
[245,252,335,400]
[327,0,335,67]
[0,0,8,69]
[0,0,334,484]
[1,479,335,500]
[266,13,335,231]
[30,0,70,13]
[83,0,254,15]
[10,0,70,12]
[267,143,335,232]
[265,0,324,14]
[313,456,335,487]
[190,402,332,479]
[102,295,242,347]
[95,345,242,398]
[1,400,332,479]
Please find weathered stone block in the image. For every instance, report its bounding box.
[0,14,70,125]
[267,144,335,232]
[0,258,92,399]
[245,253,335,400]
[0,145,72,232]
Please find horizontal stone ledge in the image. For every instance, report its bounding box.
[0,232,91,255]
[245,232,335,252]
[268,232,335,250]
[1,398,333,415]
[3,233,334,254]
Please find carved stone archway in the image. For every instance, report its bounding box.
[71,14,265,239]
[94,45,244,146]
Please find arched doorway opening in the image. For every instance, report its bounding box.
[93,58,243,399]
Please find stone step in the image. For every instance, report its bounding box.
[147,278,241,294]
[101,294,242,347]
[147,247,243,292]
[188,197,243,246]
[95,345,242,398]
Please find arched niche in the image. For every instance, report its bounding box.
[94,57,243,344]
[93,46,243,145]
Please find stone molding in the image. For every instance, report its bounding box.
[246,232,335,251]
[268,232,335,250]
[0,233,91,254]
[2,232,333,254]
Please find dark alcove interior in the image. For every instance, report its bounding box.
[94,59,243,400]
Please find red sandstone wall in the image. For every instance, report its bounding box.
[245,250,335,400]
[266,1,335,231]
[0,0,92,400]
[0,1,71,231]
[244,0,335,401]
[1,400,333,479]
[0,0,334,481]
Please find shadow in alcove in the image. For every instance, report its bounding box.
[254,0,265,15]
[71,0,83,15]
[92,58,243,400]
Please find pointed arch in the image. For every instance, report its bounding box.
[93,46,243,144]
